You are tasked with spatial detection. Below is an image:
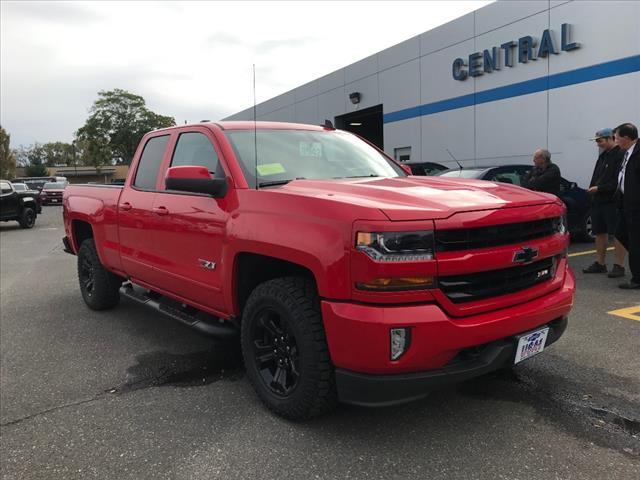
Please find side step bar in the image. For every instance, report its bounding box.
[120,283,238,338]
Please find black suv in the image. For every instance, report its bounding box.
[0,180,38,228]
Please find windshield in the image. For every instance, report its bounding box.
[25,180,46,190]
[224,129,404,188]
[43,182,66,189]
[13,184,27,191]
[437,169,486,179]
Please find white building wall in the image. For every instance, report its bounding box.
[225,0,640,187]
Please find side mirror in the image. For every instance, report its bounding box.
[165,166,227,197]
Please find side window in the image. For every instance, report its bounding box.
[488,168,521,186]
[410,165,425,175]
[133,135,170,190]
[1,181,12,194]
[170,132,221,176]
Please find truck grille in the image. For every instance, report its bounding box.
[439,257,556,304]
[435,218,559,252]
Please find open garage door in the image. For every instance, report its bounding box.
[335,104,383,150]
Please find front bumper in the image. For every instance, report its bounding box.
[321,264,575,406]
[336,317,567,407]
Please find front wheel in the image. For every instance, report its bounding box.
[18,207,36,229]
[241,277,337,420]
[77,239,122,310]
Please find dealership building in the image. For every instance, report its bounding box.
[225,0,640,186]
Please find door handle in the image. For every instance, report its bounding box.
[153,206,169,216]
[119,202,132,211]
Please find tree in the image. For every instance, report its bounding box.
[24,144,49,177]
[0,126,17,179]
[75,89,175,165]
[74,138,110,170]
[40,142,75,167]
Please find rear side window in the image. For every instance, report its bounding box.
[0,181,11,194]
[134,135,170,190]
[170,132,221,175]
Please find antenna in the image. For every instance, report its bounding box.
[253,64,258,190]
[446,148,463,170]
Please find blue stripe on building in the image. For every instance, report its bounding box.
[383,55,640,124]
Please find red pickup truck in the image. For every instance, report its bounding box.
[63,121,575,420]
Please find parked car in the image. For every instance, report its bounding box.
[11,183,43,213]
[436,165,593,242]
[63,122,574,420]
[0,180,38,228]
[404,161,449,176]
[40,181,67,205]
[14,176,68,191]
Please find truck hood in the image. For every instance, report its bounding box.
[279,176,559,221]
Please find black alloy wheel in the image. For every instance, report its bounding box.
[79,254,95,298]
[19,207,36,229]
[251,308,300,396]
[77,239,122,310]
[241,277,337,420]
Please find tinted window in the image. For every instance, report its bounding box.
[410,163,447,176]
[171,132,221,176]
[134,135,170,190]
[486,168,523,186]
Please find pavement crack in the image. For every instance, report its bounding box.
[589,407,640,436]
[1,394,104,428]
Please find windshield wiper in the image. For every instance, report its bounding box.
[340,174,381,179]
[258,177,306,188]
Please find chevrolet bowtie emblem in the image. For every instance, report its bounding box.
[513,247,539,264]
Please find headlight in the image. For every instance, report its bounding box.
[356,230,434,261]
[553,215,568,235]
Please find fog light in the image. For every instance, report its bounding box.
[390,328,411,360]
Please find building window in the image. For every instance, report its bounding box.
[394,147,411,162]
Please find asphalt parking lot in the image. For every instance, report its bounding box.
[1,207,638,480]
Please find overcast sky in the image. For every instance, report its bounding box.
[1,0,491,148]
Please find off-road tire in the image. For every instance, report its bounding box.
[77,239,122,310]
[241,277,337,420]
[18,207,36,229]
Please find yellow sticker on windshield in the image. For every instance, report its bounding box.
[257,163,286,176]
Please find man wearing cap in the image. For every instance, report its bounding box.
[582,128,626,276]
[614,123,640,289]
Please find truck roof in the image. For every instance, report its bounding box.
[152,121,330,134]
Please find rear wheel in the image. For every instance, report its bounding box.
[241,277,337,420]
[77,239,122,310]
[18,207,36,229]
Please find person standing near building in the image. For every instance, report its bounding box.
[583,128,626,276]
[614,123,640,289]
[523,149,561,196]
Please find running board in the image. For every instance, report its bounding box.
[120,283,238,338]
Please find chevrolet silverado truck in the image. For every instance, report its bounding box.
[63,121,575,420]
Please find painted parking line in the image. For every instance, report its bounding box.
[608,305,640,322]
[568,247,614,258]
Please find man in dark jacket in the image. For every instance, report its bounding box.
[614,123,640,289]
[583,128,626,276]
[524,149,561,196]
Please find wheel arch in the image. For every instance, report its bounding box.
[233,252,319,317]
